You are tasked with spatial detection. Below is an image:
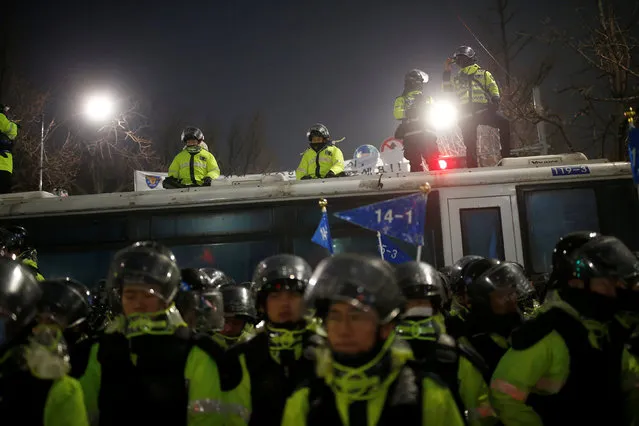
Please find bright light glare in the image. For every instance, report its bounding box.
[438,159,448,170]
[84,93,115,122]
[428,101,458,131]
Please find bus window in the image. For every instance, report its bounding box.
[150,209,273,239]
[521,187,599,274]
[459,207,505,260]
[38,249,116,285]
[11,215,128,248]
[170,239,280,282]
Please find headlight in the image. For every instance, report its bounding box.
[427,101,458,131]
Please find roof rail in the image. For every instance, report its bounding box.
[498,152,595,168]
[0,191,57,204]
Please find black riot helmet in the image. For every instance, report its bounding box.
[252,254,312,308]
[38,278,92,329]
[176,268,212,316]
[176,268,225,332]
[550,231,600,286]
[107,241,181,305]
[569,235,639,286]
[454,257,501,299]
[306,253,405,323]
[306,123,330,142]
[468,262,533,310]
[449,255,484,295]
[219,283,258,323]
[453,46,477,67]
[181,127,204,143]
[0,225,29,258]
[404,69,429,92]
[199,268,235,289]
[0,258,42,353]
[395,261,447,306]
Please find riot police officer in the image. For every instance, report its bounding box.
[0,258,89,425]
[395,261,494,425]
[228,254,317,426]
[165,127,220,188]
[394,69,441,172]
[491,235,639,425]
[443,46,510,168]
[37,277,95,378]
[213,283,259,349]
[282,253,464,425]
[79,241,240,426]
[176,267,225,334]
[0,225,44,281]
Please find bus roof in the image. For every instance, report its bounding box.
[0,157,631,219]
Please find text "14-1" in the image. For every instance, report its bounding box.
[375,209,412,224]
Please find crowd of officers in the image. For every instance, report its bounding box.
[1,226,639,425]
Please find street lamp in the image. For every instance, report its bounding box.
[38,92,117,192]
[84,93,116,122]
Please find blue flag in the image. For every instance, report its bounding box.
[312,210,334,254]
[379,235,413,264]
[629,128,639,184]
[334,193,427,246]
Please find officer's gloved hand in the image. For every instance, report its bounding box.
[324,170,336,178]
[489,97,500,113]
[300,175,312,180]
[162,176,181,189]
[202,177,212,186]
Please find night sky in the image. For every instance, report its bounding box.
[9,0,570,171]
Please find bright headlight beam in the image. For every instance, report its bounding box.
[427,101,458,131]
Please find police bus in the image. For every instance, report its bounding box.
[0,152,636,285]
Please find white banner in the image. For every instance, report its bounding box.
[134,171,168,191]
[134,138,410,191]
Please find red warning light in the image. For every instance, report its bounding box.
[438,159,448,170]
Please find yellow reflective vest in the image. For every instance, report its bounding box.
[443,64,500,107]
[393,90,433,121]
[168,148,220,186]
[296,144,344,180]
[0,112,18,173]
[281,343,465,426]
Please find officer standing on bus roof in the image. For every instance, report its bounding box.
[443,46,510,168]
[165,127,220,188]
[393,69,441,172]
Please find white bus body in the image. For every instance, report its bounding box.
[0,153,636,284]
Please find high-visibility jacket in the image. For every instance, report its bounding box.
[490,298,639,426]
[0,112,18,173]
[296,144,344,180]
[168,148,220,185]
[443,64,500,108]
[281,341,465,426]
[393,90,433,121]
